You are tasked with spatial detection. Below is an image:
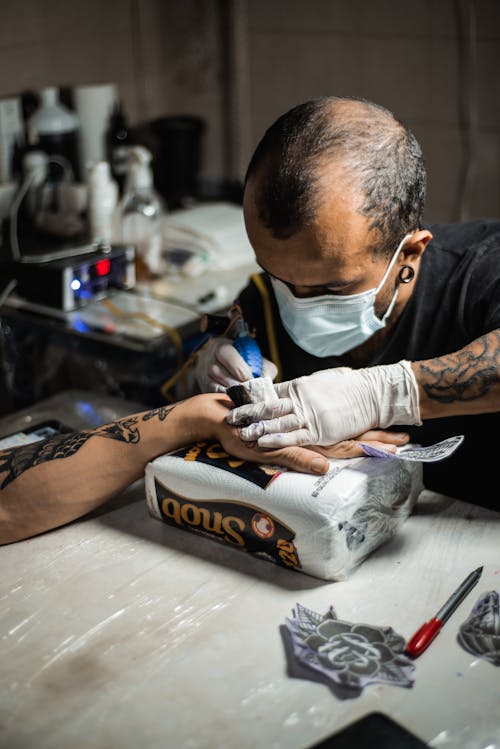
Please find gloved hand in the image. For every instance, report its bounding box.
[226,362,421,446]
[194,336,278,393]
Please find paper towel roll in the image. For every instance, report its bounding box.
[145,443,423,581]
[73,83,117,177]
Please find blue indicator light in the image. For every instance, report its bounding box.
[72,318,92,333]
[70,278,81,291]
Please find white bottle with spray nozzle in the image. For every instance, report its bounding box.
[118,145,165,279]
[27,86,80,181]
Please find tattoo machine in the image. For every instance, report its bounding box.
[200,304,263,378]
[160,304,263,404]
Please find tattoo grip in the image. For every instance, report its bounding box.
[233,335,263,378]
[199,310,263,378]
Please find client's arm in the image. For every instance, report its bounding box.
[0,393,330,545]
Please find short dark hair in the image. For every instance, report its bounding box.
[245,96,427,256]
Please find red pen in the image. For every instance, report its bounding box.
[405,566,483,658]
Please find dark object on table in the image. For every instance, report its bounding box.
[150,115,205,209]
[306,712,428,748]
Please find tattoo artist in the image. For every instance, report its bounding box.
[194,96,500,507]
[0,394,333,545]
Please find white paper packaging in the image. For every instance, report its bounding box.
[145,442,423,581]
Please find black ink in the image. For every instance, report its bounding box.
[98,417,140,444]
[142,405,176,422]
[421,331,500,403]
[0,406,178,490]
[0,432,94,489]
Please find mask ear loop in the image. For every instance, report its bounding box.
[377,234,413,323]
[398,265,415,283]
[375,233,413,293]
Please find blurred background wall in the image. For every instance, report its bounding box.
[0,0,498,221]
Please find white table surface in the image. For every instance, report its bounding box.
[1,396,499,749]
[2,489,499,749]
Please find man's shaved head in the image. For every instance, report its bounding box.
[244,96,426,256]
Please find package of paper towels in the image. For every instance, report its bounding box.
[145,441,423,581]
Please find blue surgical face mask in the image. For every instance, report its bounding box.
[270,234,411,357]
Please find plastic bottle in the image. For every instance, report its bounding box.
[21,150,49,220]
[8,150,48,259]
[105,100,133,195]
[118,145,164,279]
[27,87,80,181]
[87,161,118,246]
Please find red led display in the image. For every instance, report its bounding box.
[95,259,111,276]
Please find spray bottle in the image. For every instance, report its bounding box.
[117,145,164,279]
[27,86,80,181]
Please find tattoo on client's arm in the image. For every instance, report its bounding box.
[420,330,500,403]
[141,405,174,422]
[0,406,176,490]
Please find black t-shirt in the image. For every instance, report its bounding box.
[237,219,500,508]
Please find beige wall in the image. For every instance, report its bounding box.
[0,0,225,177]
[0,0,498,223]
[243,0,500,223]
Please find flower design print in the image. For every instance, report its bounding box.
[458,590,500,666]
[285,603,415,691]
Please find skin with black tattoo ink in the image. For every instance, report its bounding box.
[0,396,336,546]
[0,407,176,490]
[419,331,500,404]
[142,406,176,422]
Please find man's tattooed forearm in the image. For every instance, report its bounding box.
[419,331,500,403]
[0,405,176,490]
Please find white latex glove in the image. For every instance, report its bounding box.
[194,336,278,393]
[226,362,421,446]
